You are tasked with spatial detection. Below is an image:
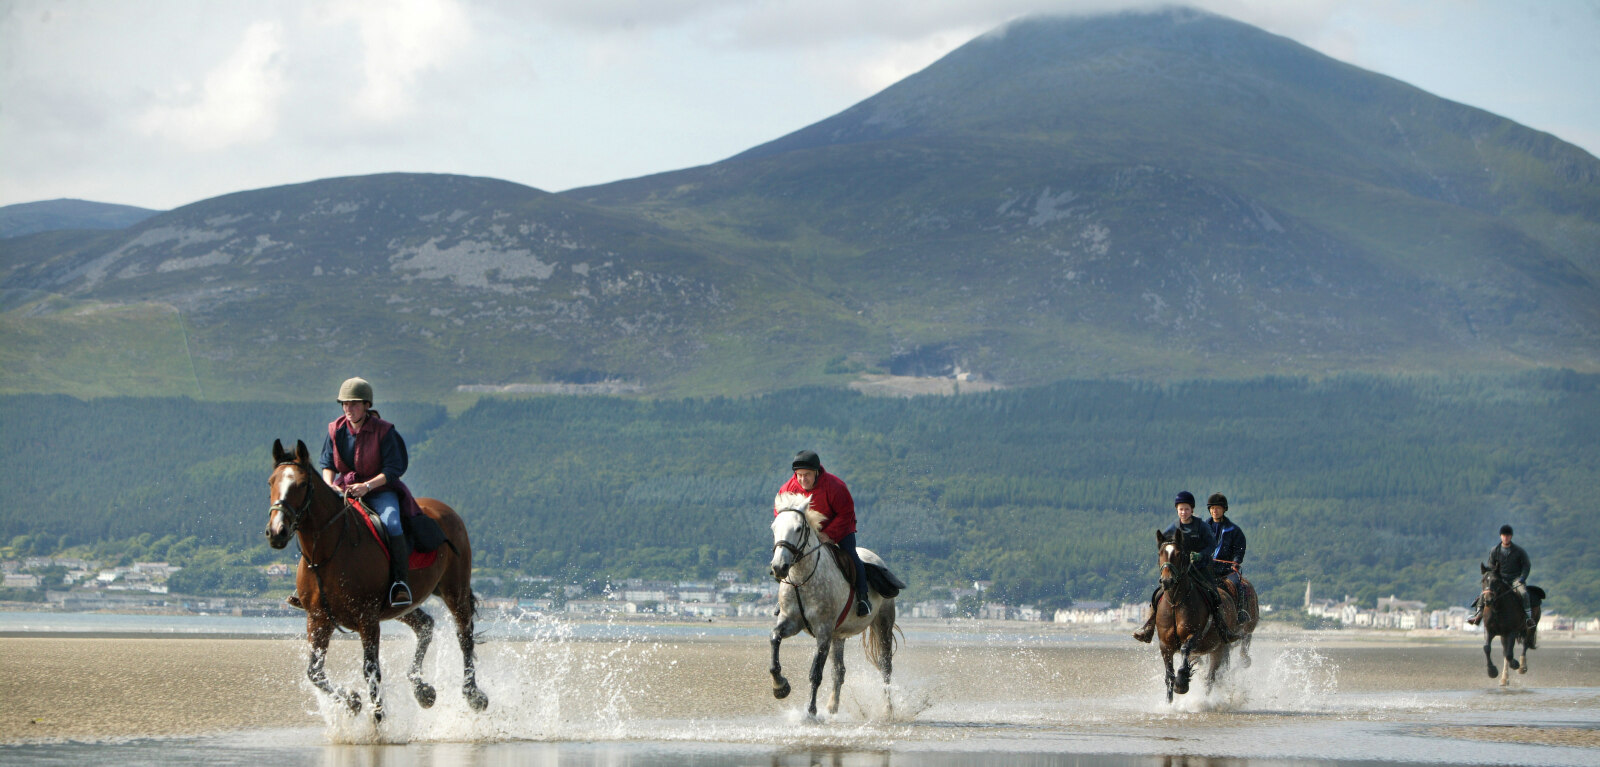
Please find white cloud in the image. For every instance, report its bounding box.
[135,21,287,151]
[321,0,473,122]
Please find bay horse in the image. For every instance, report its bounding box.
[1152,526,1257,702]
[768,493,900,718]
[265,439,488,721]
[1478,563,1543,686]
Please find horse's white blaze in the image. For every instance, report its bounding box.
[268,471,296,536]
[1163,543,1176,560]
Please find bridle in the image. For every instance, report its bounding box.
[1159,540,1195,599]
[270,461,359,566]
[269,461,316,539]
[772,507,824,587]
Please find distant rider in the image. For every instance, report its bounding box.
[1202,493,1247,605]
[776,450,871,617]
[1467,524,1533,628]
[1133,491,1239,643]
[321,377,420,608]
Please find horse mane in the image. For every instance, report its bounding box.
[773,492,827,533]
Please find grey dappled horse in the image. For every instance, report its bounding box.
[768,492,900,717]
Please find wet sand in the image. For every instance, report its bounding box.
[3,630,1598,766]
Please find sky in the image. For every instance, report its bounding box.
[1,0,1597,210]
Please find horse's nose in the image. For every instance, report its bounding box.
[772,563,789,580]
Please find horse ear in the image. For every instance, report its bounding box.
[295,440,311,465]
[272,439,287,463]
[1155,529,1166,545]
[1481,563,1489,573]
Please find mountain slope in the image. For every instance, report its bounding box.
[0,174,760,399]
[570,9,1600,382]
[0,199,161,239]
[3,9,1597,399]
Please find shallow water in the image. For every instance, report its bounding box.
[2,610,1597,766]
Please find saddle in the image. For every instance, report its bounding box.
[351,500,445,570]
[824,544,904,598]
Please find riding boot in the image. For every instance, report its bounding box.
[1519,588,1535,628]
[387,534,413,607]
[1133,590,1160,643]
[1465,595,1483,625]
[853,563,871,617]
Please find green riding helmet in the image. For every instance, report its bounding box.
[337,377,374,403]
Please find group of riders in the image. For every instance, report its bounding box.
[321,377,1538,627]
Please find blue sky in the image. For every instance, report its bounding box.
[1,0,1596,209]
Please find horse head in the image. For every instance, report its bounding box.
[266,438,317,549]
[1156,528,1180,590]
[770,492,824,581]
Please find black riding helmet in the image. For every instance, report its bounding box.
[1207,493,1229,510]
[792,450,823,473]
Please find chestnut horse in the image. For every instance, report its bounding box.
[265,439,488,721]
[1152,526,1258,702]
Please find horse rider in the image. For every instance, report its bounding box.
[776,450,871,617]
[1202,493,1247,611]
[1467,524,1534,628]
[1133,491,1240,643]
[320,377,422,607]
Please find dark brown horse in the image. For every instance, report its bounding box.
[265,439,488,721]
[1478,564,1543,687]
[1152,526,1258,702]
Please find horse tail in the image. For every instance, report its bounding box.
[862,601,900,672]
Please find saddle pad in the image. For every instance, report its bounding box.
[352,501,440,571]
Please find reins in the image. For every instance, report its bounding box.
[274,460,366,630]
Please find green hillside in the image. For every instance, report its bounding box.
[2,10,1597,400]
[4,372,1597,615]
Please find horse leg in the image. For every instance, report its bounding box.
[769,615,801,699]
[398,609,437,709]
[1162,648,1176,703]
[1174,635,1195,695]
[1483,631,1498,678]
[1499,634,1513,687]
[1238,630,1253,669]
[806,635,831,717]
[1207,646,1228,691]
[358,621,385,722]
[307,616,360,713]
[445,588,489,712]
[826,639,846,715]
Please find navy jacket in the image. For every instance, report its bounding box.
[1163,517,1217,570]
[1203,515,1247,571]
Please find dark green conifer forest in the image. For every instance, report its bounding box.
[2,371,1595,615]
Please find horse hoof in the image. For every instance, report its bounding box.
[1518,665,1528,675]
[1508,659,1520,671]
[465,686,489,712]
[373,706,384,724]
[345,692,363,714]
[1487,667,1497,678]
[413,682,437,709]
[774,681,791,699]
[1239,655,1252,669]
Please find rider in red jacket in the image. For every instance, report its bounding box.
[777,450,870,616]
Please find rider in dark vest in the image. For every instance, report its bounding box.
[1133,491,1241,644]
[1467,524,1534,628]
[1202,494,1246,594]
[320,377,423,607]
[776,450,871,617]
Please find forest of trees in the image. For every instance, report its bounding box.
[1,370,1596,615]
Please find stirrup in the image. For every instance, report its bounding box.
[855,597,871,617]
[389,581,413,607]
